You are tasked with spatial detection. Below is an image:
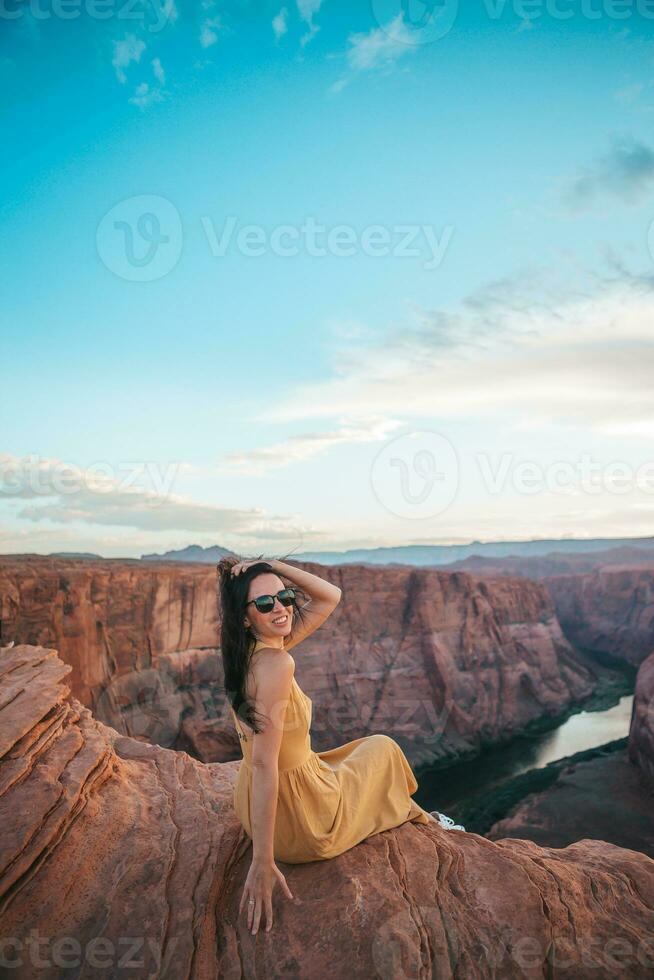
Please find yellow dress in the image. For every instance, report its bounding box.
[231,660,432,864]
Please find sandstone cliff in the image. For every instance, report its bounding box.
[544,567,654,668]
[0,558,596,769]
[1,644,653,979]
[0,556,219,706]
[629,650,654,785]
[290,563,595,768]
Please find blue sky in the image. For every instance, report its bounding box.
[2,0,654,557]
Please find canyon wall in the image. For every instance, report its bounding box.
[0,556,218,706]
[289,563,595,767]
[0,557,596,768]
[544,567,654,668]
[1,644,653,980]
[629,650,654,785]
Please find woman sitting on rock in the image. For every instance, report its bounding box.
[218,554,464,936]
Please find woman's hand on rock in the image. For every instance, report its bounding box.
[239,858,294,934]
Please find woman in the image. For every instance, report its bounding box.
[218,554,463,936]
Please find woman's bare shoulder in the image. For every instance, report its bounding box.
[249,648,295,694]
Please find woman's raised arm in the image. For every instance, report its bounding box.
[268,558,342,650]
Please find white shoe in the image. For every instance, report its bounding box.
[431,811,465,831]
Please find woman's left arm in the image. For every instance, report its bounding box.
[269,559,341,649]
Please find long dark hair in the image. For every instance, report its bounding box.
[217,553,310,734]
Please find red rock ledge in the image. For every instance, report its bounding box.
[1,644,653,979]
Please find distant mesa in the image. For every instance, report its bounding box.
[48,551,104,560]
[141,544,234,563]
[138,536,654,568]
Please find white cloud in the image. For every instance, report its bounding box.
[112,34,146,84]
[516,16,536,32]
[296,0,322,46]
[129,81,164,110]
[296,0,321,19]
[273,7,289,40]
[219,417,404,475]
[0,454,302,539]
[127,59,166,110]
[259,270,654,439]
[564,136,654,210]
[346,14,414,71]
[331,13,418,93]
[200,15,223,48]
[151,57,166,85]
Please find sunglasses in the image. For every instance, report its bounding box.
[246,587,297,614]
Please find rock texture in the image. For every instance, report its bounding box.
[544,567,654,668]
[488,653,654,857]
[0,555,219,706]
[487,749,654,859]
[438,554,654,674]
[92,645,239,760]
[1,644,653,980]
[629,651,654,786]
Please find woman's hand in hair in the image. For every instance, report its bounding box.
[230,556,266,577]
[239,857,294,935]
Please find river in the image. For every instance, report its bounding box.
[414,695,634,817]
